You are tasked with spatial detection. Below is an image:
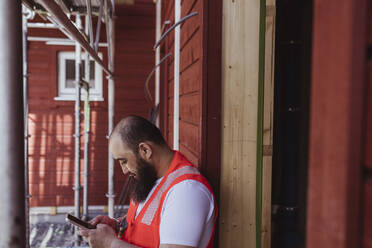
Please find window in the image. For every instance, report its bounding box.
[55,51,104,101]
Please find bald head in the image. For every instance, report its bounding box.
[110,115,167,153]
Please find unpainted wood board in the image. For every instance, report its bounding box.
[261,4,276,248]
[220,0,261,247]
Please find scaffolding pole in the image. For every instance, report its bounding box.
[105,0,116,217]
[0,0,26,247]
[36,0,114,77]
[22,5,31,248]
[82,1,94,220]
[173,0,180,150]
[74,14,82,247]
[155,0,161,127]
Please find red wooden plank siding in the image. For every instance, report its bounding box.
[363,178,372,248]
[162,0,203,165]
[28,1,155,207]
[363,59,372,247]
[307,0,368,247]
[161,2,222,246]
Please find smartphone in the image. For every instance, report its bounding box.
[66,214,96,229]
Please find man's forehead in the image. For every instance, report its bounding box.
[110,134,131,152]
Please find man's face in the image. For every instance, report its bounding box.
[109,135,158,203]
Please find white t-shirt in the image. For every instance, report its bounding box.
[135,178,215,248]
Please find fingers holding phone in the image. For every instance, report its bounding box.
[78,224,117,247]
[66,214,96,229]
[89,215,118,231]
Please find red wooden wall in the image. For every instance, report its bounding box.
[306,0,368,247]
[28,1,155,207]
[363,4,372,246]
[162,0,204,166]
[160,0,222,207]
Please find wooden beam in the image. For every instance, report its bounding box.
[307,0,368,247]
[220,0,261,247]
[261,1,275,247]
[200,0,222,245]
[115,0,135,5]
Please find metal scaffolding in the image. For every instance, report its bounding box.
[0,0,26,247]
[21,0,116,244]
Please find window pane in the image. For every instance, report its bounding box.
[65,59,96,89]
[66,79,75,89]
[66,59,75,89]
[89,61,95,89]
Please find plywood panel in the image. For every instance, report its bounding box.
[220,0,261,247]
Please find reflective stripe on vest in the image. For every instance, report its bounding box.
[140,165,200,225]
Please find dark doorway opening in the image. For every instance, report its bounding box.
[271,0,313,247]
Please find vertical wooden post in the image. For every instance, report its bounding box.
[261,0,276,247]
[307,0,368,247]
[220,0,261,246]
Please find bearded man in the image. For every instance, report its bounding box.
[78,115,216,248]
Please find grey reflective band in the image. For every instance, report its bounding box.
[141,166,200,225]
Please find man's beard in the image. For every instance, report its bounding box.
[130,156,158,203]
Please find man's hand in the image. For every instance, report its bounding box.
[78,224,140,248]
[78,224,117,248]
[89,215,118,231]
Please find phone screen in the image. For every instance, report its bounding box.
[66,214,96,229]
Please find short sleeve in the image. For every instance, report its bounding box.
[159,180,215,247]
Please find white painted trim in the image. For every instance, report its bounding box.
[155,0,162,127]
[173,0,181,151]
[57,51,103,101]
[29,205,129,215]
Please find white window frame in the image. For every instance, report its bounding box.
[54,51,104,101]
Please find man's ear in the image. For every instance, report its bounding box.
[138,142,152,160]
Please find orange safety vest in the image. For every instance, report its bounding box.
[121,151,216,248]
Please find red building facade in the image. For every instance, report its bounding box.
[28,1,155,207]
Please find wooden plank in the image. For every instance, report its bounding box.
[261,2,276,247]
[200,1,222,246]
[366,62,372,169]
[179,93,200,125]
[180,143,199,166]
[220,0,261,247]
[181,60,202,94]
[363,177,372,248]
[180,29,202,72]
[180,0,201,48]
[179,120,199,155]
[306,0,367,247]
